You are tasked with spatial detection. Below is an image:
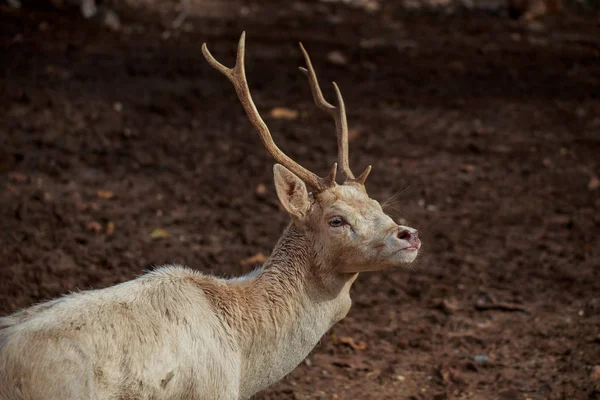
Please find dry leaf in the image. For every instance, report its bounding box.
[240,252,268,267]
[8,172,29,183]
[459,164,476,173]
[150,228,170,239]
[330,355,370,370]
[270,107,298,120]
[336,336,368,350]
[331,358,353,368]
[588,176,599,191]
[348,128,361,140]
[96,190,114,199]
[86,221,103,233]
[438,366,463,384]
[439,297,459,314]
[105,221,115,236]
[365,369,380,378]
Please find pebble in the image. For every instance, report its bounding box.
[327,50,348,66]
[473,354,489,362]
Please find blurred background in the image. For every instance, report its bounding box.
[1,0,599,398]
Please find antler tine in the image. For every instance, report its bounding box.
[299,43,370,185]
[330,81,352,181]
[202,33,336,193]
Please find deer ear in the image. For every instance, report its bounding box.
[273,164,310,220]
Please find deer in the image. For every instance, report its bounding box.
[0,32,421,400]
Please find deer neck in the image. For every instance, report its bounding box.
[234,223,357,397]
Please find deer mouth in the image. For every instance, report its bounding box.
[392,245,420,255]
[401,241,421,252]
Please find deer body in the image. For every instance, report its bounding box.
[0,33,421,399]
[0,225,357,399]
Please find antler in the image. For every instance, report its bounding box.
[202,32,337,193]
[298,44,371,185]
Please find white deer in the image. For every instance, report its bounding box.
[0,32,421,400]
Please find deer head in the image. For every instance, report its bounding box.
[202,32,420,274]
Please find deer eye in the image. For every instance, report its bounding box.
[328,216,346,228]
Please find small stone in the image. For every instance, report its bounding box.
[359,38,387,49]
[97,8,120,31]
[588,176,600,191]
[363,0,380,13]
[255,183,267,196]
[327,50,348,66]
[473,354,489,362]
[526,21,545,32]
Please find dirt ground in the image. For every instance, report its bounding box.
[1,0,599,398]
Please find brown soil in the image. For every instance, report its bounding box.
[1,1,599,399]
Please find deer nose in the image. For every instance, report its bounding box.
[397,229,419,245]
